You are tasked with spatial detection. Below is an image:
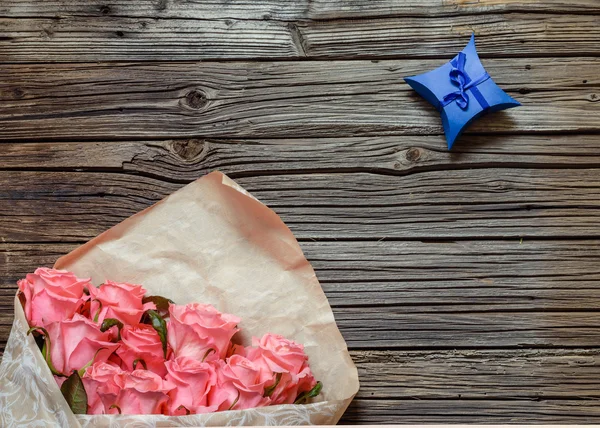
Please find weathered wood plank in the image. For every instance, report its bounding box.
[334,309,600,348]
[2,240,600,312]
[2,241,600,348]
[4,0,600,20]
[297,14,600,59]
[0,17,299,62]
[308,0,600,19]
[0,1,309,21]
[0,14,599,61]
[1,168,600,241]
[352,349,600,399]
[342,399,600,424]
[1,134,600,173]
[3,240,600,310]
[0,59,598,140]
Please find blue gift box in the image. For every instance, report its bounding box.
[404,34,521,149]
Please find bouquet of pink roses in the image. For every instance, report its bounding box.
[18,268,321,416]
[0,172,358,427]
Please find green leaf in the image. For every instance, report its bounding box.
[144,310,168,358]
[60,371,88,414]
[264,372,283,397]
[294,381,323,405]
[100,318,124,341]
[142,295,174,319]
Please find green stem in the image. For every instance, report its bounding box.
[77,347,109,377]
[294,381,323,405]
[228,390,241,410]
[27,326,65,377]
[92,300,103,323]
[264,372,283,397]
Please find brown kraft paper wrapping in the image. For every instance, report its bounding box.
[0,171,360,427]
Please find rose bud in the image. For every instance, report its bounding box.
[99,370,175,415]
[165,357,218,415]
[116,324,167,377]
[209,355,271,411]
[45,314,120,376]
[167,303,240,361]
[245,334,317,405]
[88,280,155,326]
[81,362,124,414]
[18,268,90,328]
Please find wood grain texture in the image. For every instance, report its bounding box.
[4,0,600,20]
[3,240,600,312]
[2,165,600,241]
[343,399,600,424]
[2,134,600,172]
[0,1,309,21]
[0,16,300,62]
[308,0,600,19]
[2,241,600,349]
[1,13,600,61]
[2,0,600,423]
[351,349,600,399]
[0,58,598,140]
[297,14,600,59]
[3,239,600,309]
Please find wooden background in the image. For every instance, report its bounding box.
[1,0,600,423]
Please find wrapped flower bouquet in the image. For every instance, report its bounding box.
[0,172,359,427]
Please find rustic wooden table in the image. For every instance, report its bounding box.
[1,0,600,424]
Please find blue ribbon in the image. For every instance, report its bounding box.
[441,52,490,110]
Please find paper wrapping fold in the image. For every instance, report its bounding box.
[0,171,359,427]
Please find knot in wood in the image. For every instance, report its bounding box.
[405,148,421,162]
[99,5,111,14]
[11,87,24,99]
[171,139,205,160]
[185,90,208,109]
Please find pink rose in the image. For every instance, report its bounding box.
[116,324,167,376]
[165,357,218,415]
[252,333,308,373]
[168,303,240,361]
[18,267,90,327]
[88,280,155,326]
[99,370,174,415]
[209,355,271,411]
[82,362,124,414]
[45,314,120,376]
[246,334,317,404]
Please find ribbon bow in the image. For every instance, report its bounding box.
[441,52,490,110]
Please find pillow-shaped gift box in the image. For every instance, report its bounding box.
[405,34,521,149]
